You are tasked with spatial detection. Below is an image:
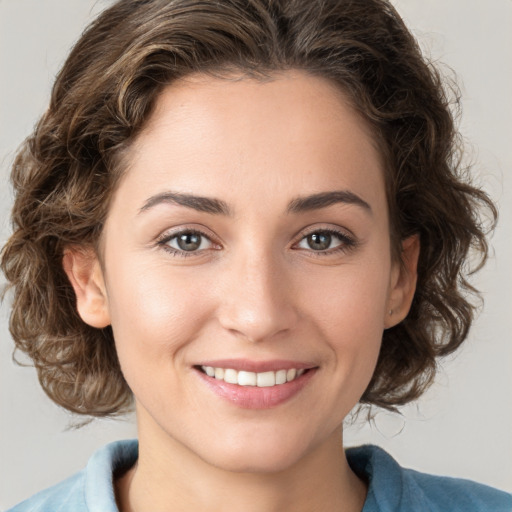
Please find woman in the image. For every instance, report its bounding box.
[1,0,511,510]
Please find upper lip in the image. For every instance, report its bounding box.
[194,359,317,373]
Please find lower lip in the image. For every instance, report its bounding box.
[195,368,317,409]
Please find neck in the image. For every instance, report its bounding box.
[116,421,366,512]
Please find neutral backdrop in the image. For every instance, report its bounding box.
[1,0,511,509]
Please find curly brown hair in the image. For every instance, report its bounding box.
[1,0,496,417]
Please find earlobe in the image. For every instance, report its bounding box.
[385,235,420,329]
[62,247,111,328]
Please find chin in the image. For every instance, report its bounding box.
[194,428,320,474]
[206,448,304,474]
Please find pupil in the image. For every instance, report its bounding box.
[308,232,331,250]
[177,233,201,251]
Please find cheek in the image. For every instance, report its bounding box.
[105,259,215,367]
[301,258,390,390]
[304,259,390,336]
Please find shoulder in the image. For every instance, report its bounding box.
[346,444,512,512]
[405,467,512,511]
[5,471,86,512]
[6,439,138,512]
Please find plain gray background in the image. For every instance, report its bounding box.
[1,0,511,509]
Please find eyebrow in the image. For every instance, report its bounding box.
[139,192,232,216]
[286,190,372,215]
[139,189,371,216]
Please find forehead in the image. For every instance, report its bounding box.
[117,70,387,217]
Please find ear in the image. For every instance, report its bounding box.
[385,235,420,329]
[62,246,111,328]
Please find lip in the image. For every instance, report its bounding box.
[194,358,315,373]
[193,361,318,409]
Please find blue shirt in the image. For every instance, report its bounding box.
[7,440,512,511]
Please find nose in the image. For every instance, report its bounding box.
[216,247,299,343]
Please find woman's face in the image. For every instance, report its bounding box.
[74,71,416,472]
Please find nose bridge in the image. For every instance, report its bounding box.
[218,241,297,343]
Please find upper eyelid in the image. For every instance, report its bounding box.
[292,228,355,250]
[157,226,218,243]
[292,225,355,243]
[300,228,350,238]
[163,230,214,244]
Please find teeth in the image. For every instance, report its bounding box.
[238,370,257,386]
[276,369,287,385]
[224,368,238,384]
[257,371,275,387]
[201,366,307,387]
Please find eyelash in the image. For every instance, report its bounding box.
[156,229,215,258]
[297,228,357,258]
[156,227,357,259]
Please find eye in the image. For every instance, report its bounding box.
[295,229,355,253]
[158,229,214,255]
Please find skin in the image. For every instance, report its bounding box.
[64,70,419,512]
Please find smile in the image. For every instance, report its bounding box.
[194,361,317,409]
[200,366,305,387]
